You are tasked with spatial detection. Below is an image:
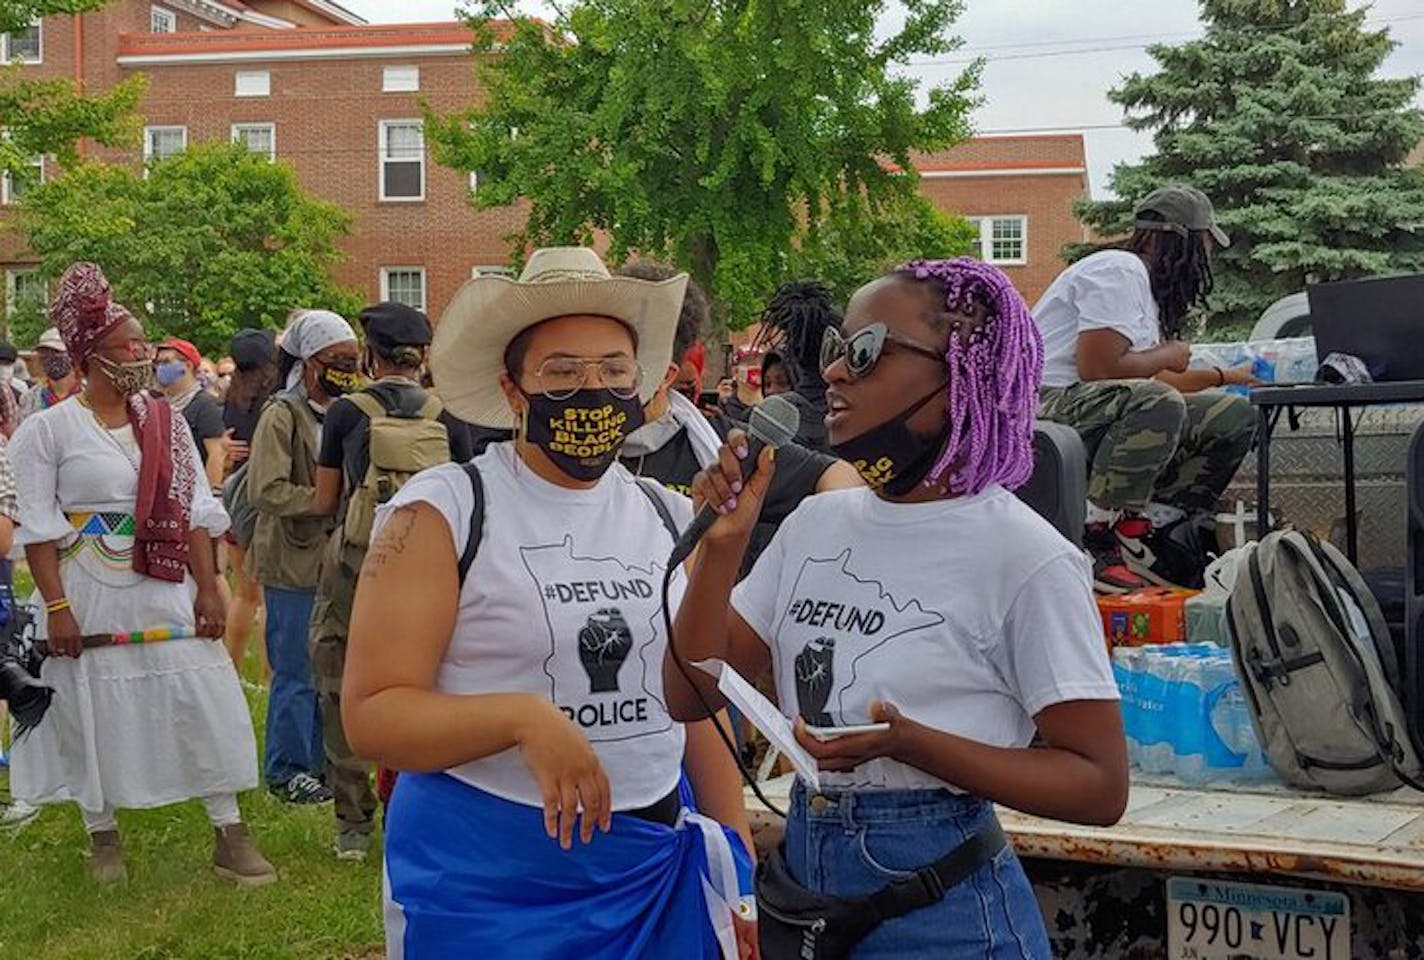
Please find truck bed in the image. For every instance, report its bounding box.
[746,774,1424,891]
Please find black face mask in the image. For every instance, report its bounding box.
[318,364,361,398]
[829,384,946,497]
[522,388,646,482]
[41,353,73,382]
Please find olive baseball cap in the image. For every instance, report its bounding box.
[1135,186,1230,248]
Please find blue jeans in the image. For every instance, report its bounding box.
[262,586,324,786]
[784,781,1051,959]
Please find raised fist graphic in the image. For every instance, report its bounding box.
[794,637,836,726]
[577,607,634,694]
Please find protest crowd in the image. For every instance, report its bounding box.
[0,188,1279,958]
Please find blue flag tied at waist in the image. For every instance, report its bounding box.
[384,772,748,959]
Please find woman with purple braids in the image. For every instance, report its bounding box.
[667,259,1127,957]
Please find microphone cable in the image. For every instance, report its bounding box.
[661,560,788,819]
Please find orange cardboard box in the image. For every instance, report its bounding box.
[1097,587,1200,647]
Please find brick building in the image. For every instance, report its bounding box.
[913,134,1092,305]
[1,3,1091,331]
[1,1,522,327]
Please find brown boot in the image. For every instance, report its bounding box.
[88,829,127,884]
[213,823,277,886]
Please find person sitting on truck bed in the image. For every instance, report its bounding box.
[1033,186,1259,594]
[669,257,1127,959]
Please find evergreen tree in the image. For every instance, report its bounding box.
[1078,0,1424,335]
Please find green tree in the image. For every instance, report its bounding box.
[428,0,978,327]
[15,141,364,351]
[0,0,144,195]
[790,192,978,309]
[1077,0,1424,335]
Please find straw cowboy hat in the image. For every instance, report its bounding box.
[431,247,689,429]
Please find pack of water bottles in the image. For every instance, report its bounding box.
[1112,643,1275,786]
[1189,337,1319,394]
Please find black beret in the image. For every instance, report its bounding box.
[360,301,432,355]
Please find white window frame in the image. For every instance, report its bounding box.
[143,125,188,167]
[382,65,420,93]
[380,267,427,312]
[150,5,177,33]
[234,69,271,98]
[5,268,45,318]
[966,215,1028,266]
[1,154,42,205]
[231,122,276,161]
[1,22,42,64]
[378,119,425,203]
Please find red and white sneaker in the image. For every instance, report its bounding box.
[1085,522,1150,595]
[1116,515,1206,589]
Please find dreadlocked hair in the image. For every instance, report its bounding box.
[893,258,1043,497]
[755,281,841,395]
[1126,211,1215,340]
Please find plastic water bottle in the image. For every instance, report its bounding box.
[1209,656,1273,782]
[1199,653,1245,782]
[1112,647,1140,767]
[1172,647,1216,785]
[1137,648,1175,774]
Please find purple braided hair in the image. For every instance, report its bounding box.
[894,257,1044,496]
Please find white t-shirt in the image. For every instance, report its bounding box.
[1033,249,1161,388]
[732,485,1118,792]
[375,442,694,810]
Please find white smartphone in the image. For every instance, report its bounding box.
[804,722,891,741]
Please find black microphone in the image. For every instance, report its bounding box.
[667,394,802,569]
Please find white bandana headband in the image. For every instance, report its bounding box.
[282,309,356,388]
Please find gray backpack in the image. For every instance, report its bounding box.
[1226,530,1424,795]
[222,462,258,547]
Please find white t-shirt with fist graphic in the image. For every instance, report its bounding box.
[732,484,1118,792]
[375,442,693,810]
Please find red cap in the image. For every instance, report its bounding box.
[162,337,202,371]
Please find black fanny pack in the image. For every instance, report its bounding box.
[755,817,1008,960]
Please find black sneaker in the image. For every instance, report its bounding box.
[270,773,333,805]
[1116,516,1208,589]
[1085,522,1149,595]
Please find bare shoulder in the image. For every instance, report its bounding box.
[362,501,452,580]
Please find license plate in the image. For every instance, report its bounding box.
[1167,877,1350,960]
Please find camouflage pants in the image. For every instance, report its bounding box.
[310,529,376,835]
[1038,379,1257,514]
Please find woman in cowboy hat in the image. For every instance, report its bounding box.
[343,248,754,959]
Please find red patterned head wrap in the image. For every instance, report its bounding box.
[49,262,136,367]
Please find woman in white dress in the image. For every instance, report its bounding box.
[10,262,274,885]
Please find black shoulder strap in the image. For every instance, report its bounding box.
[634,478,679,540]
[458,462,485,584]
[867,819,1007,921]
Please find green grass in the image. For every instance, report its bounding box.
[0,643,386,960]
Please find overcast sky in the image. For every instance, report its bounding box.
[343,0,1424,196]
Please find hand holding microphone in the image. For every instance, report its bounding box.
[672,395,800,568]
